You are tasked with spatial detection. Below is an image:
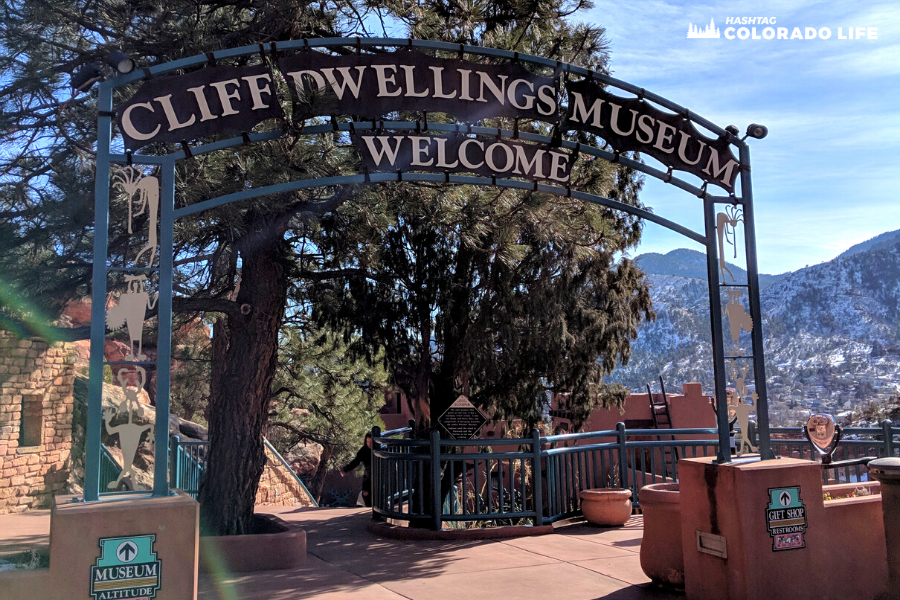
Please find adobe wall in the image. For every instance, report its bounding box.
[0,334,75,514]
[551,382,718,440]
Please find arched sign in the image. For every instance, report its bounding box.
[85,38,772,501]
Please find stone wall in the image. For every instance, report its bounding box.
[255,443,316,507]
[0,334,75,513]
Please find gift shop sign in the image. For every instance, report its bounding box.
[765,487,807,551]
[116,50,738,192]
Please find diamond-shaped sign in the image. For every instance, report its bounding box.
[438,396,488,439]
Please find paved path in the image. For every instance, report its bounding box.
[0,510,50,559]
[0,506,682,599]
[199,507,683,600]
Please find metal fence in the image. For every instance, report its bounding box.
[543,424,719,522]
[769,422,899,484]
[371,425,544,529]
[169,436,318,506]
[372,420,900,530]
[100,445,122,491]
[170,436,207,499]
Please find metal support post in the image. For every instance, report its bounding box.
[883,420,895,458]
[430,430,441,531]
[85,82,114,502]
[531,429,544,526]
[738,141,774,460]
[616,422,629,488]
[371,426,381,514]
[153,158,176,496]
[704,197,732,463]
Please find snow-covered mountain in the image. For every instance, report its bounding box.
[612,236,900,424]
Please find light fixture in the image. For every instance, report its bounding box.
[69,63,102,90]
[106,50,135,75]
[745,124,768,140]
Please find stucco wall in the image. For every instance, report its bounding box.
[0,334,75,514]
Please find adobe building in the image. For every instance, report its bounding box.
[0,333,76,514]
[550,382,717,437]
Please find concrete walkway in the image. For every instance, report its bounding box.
[0,507,682,599]
[0,510,50,560]
[199,507,682,600]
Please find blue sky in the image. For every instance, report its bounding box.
[586,1,900,273]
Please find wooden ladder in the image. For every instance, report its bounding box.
[647,377,677,479]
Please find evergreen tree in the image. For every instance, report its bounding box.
[0,0,368,535]
[315,0,654,432]
[269,325,389,502]
[0,0,654,535]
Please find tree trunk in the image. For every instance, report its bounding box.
[199,214,289,536]
[309,444,334,504]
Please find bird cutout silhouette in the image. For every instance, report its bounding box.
[114,166,159,268]
[716,206,743,284]
[106,275,158,360]
[103,368,153,490]
[723,289,753,354]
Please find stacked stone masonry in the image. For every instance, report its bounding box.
[255,444,315,507]
[0,333,75,514]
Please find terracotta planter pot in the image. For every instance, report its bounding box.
[638,482,683,589]
[579,488,633,526]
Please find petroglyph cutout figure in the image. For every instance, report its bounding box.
[114,166,159,267]
[724,289,753,354]
[103,368,153,490]
[729,400,758,456]
[106,275,158,360]
[716,205,743,283]
[731,360,751,400]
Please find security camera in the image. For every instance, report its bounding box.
[745,124,768,140]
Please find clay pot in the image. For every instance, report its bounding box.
[579,488,633,526]
[638,483,683,589]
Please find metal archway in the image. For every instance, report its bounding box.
[86,37,772,502]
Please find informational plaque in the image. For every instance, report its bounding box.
[438,395,488,439]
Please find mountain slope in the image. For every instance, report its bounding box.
[838,229,900,260]
[635,248,786,289]
[613,242,900,424]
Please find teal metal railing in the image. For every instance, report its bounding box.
[169,436,318,506]
[170,436,207,499]
[371,421,900,530]
[768,421,900,484]
[100,445,122,491]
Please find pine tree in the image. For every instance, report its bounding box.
[0,0,654,535]
[314,0,655,433]
[269,326,390,502]
[0,0,368,535]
